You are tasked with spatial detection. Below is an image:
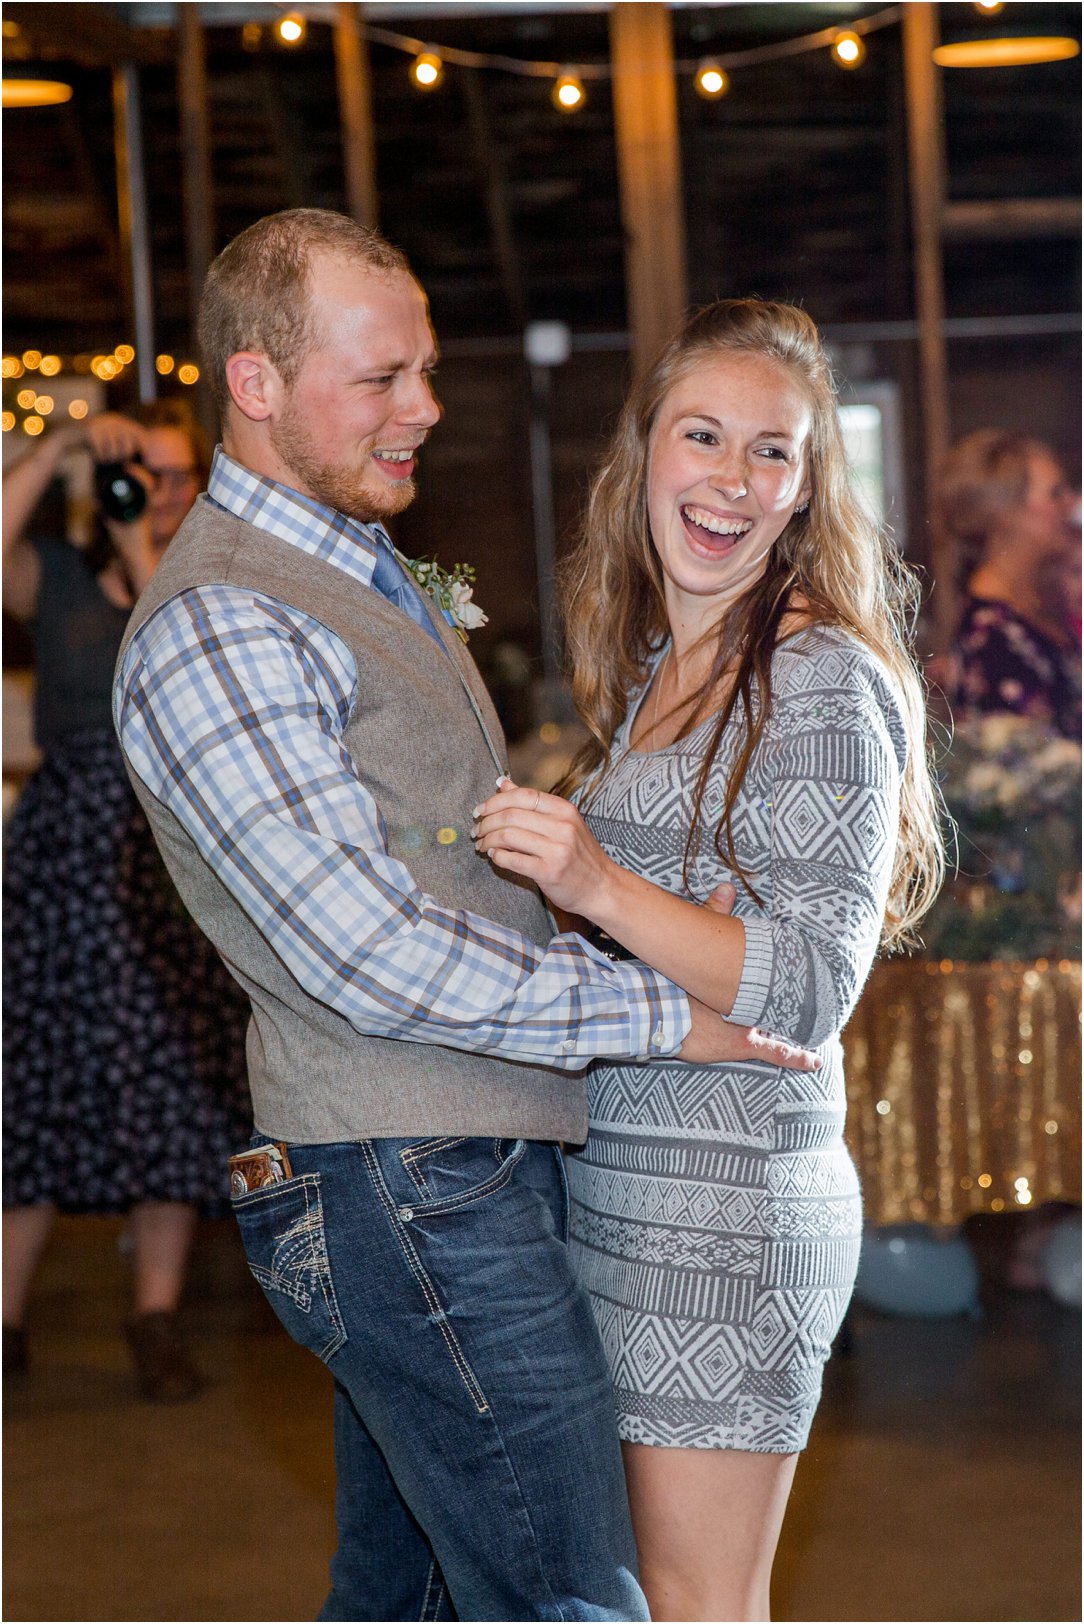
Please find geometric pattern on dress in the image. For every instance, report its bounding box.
[572,1209,762,1275]
[572,1130,768,1189]
[762,1194,864,1239]
[569,1168,767,1235]
[569,628,897,1452]
[748,1285,853,1370]
[608,1312,748,1404]
[765,1149,858,1198]
[587,1065,782,1142]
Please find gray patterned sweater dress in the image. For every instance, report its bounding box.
[566,626,906,1453]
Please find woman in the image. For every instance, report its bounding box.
[473,300,942,1619]
[936,428,1080,739]
[3,401,252,1402]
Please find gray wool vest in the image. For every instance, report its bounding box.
[116,496,588,1144]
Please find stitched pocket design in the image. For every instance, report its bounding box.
[231,1173,347,1363]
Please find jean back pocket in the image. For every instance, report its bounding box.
[232,1173,347,1364]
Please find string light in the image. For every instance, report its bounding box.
[1,412,15,432]
[156,354,176,375]
[22,350,41,370]
[410,51,444,90]
[2,357,23,379]
[832,31,867,69]
[39,354,61,376]
[694,59,730,100]
[552,71,586,113]
[16,388,36,410]
[177,364,200,385]
[973,1,1004,11]
[114,344,135,365]
[68,399,89,419]
[23,415,44,436]
[275,13,305,47]
[33,395,54,415]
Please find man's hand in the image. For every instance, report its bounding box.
[676,879,821,1070]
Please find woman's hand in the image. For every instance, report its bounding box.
[472,779,618,920]
[83,411,147,466]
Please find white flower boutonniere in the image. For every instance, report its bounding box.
[400,553,488,643]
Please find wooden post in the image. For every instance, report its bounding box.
[112,63,156,404]
[902,2,954,646]
[334,2,379,230]
[177,4,215,430]
[609,3,688,378]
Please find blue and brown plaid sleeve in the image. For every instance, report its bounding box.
[114,586,690,1067]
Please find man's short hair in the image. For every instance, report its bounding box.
[198,209,411,414]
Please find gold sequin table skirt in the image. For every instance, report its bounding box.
[842,959,1081,1227]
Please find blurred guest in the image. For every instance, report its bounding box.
[2,401,252,1402]
[936,429,1080,738]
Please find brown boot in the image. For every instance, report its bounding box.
[125,1311,205,1404]
[3,1324,29,1377]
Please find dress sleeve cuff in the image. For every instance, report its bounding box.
[729,915,773,1028]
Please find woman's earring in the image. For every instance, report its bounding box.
[795,501,810,515]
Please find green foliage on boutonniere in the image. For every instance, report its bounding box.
[400,554,488,644]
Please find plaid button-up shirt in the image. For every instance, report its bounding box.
[114,449,689,1068]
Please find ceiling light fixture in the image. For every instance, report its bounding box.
[933,36,1080,67]
[2,78,73,108]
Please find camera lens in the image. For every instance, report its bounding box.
[95,461,147,523]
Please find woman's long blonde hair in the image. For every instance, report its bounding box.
[556,299,943,949]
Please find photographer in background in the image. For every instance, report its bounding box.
[2,401,252,1402]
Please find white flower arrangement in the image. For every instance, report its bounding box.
[922,712,1081,959]
[399,553,488,643]
[947,715,1081,819]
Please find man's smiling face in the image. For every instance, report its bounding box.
[270,253,442,523]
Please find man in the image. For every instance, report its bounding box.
[114,210,816,1622]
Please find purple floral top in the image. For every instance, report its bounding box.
[954,595,1081,740]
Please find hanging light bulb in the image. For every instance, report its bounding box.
[832,31,866,70]
[275,13,305,46]
[694,59,730,100]
[552,71,586,113]
[410,51,444,90]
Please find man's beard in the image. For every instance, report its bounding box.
[270,408,417,524]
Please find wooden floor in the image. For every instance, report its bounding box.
[3,1213,1080,1623]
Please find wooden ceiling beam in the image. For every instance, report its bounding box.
[4,3,172,65]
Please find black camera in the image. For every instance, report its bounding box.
[94,461,147,523]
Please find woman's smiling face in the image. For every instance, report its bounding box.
[646,350,812,636]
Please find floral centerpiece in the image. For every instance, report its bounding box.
[920,714,1081,961]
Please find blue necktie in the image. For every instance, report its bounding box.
[369,539,447,651]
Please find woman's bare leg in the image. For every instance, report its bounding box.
[129,1200,197,1314]
[623,1440,799,1622]
[2,1203,57,1326]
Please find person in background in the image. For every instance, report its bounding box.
[2,399,252,1402]
[936,429,1080,739]
[474,299,943,1620]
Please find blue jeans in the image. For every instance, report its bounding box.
[231,1135,647,1622]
